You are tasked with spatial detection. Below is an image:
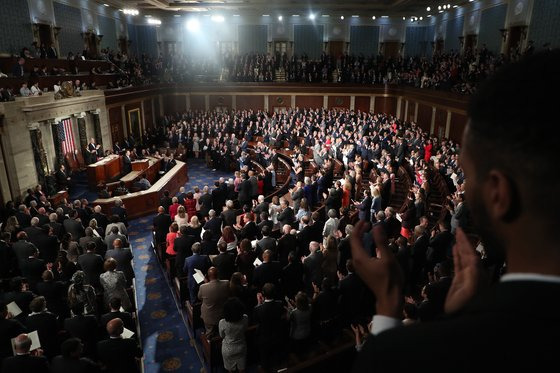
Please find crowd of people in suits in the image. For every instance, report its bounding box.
[0,192,142,372]
[148,103,472,371]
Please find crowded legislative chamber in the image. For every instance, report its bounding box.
[0,0,559,372]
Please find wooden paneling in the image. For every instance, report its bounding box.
[354,96,371,113]
[434,108,448,139]
[108,107,123,144]
[143,99,153,129]
[162,94,176,114]
[209,95,232,110]
[269,95,291,111]
[450,112,468,142]
[407,100,416,122]
[374,96,397,115]
[190,95,205,111]
[417,104,433,133]
[328,96,350,109]
[236,95,264,111]
[295,95,323,109]
[175,95,187,113]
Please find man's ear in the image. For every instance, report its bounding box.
[485,170,520,222]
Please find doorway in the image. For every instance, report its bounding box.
[328,41,344,57]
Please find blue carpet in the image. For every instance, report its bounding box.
[129,159,232,373]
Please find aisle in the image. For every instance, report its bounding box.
[130,159,231,372]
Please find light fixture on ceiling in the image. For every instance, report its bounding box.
[211,15,224,22]
[322,14,330,17]
[262,14,270,17]
[372,16,376,20]
[233,14,240,17]
[292,14,300,17]
[403,16,406,20]
[381,15,389,18]
[174,14,181,17]
[340,15,344,20]
[351,15,359,18]
[308,13,316,20]
[426,6,431,11]
[419,16,423,20]
[123,8,139,16]
[147,18,161,25]
[278,15,283,21]
[103,3,109,7]
[453,5,458,8]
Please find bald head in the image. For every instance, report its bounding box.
[158,206,164,213]
[107,318,124,337]
[13,334,32,354]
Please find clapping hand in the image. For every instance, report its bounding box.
[350,220,403,318]
[444,228,481,314]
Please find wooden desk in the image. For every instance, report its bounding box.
[94,160,187,219]
[132,159,149,172]
[48,190,68,207]
[87,154,121,189]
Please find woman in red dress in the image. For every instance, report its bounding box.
[184,192,197,220]
[424,139,433,163]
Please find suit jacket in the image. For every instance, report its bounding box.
[100,311,135,334]
[64,315,99,356]
[220,209,237,228]
[50,356,99,373]
[79,236,106,258]
[237,179,252,205]
[198,193,213,218]
[153,213,172,244]
[353,281,560,373]
[277,207,295,226]
[96,337,142,373]
[174,234,196,276]
[358,196,372,222]
[198,279,230,326]
[91,212,109,231]
[0,318,26,360]
[105,248,134,283]
[252,261,282,290]
[0,354,49,373]
[24,311,59,358]
[15,212,32,228]
[111,206,128,226]
[104,232,128,251]
[63,218,85,241]
[211,188,226,211]
[212,252,235,280]
[203,217,222,239]
[78,252,104,288]
[254,300,285,344]
[338,272,368,324]
[122,155,132,174]
[281,261,304,298]
[12,240,38,267]
[239,221,258,241]
[183,254,211,304]
[256,236,277,257]
[303,251,324,290]
[20,257,45,289]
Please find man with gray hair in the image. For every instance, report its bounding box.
[0,333,49,371]
[203,209,222,239]
[302,241,324,294]
[322,209,340,240]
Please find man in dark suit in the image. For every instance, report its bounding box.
[79,227,106,258]
[24,296,59,359]
[220,200,237,228]
[50,337,98,373]
[15,204,32,228]
[91,205,109,232]
[152,206,172,245]
[302,241,324,295]
[11,57,25,78]
[111,199,128,227]
[97,318,142,373]
[203,209,222,239]
[77,242,104,290]
[277,199,295,227]
[352,52,560,373]
[254,283,286,372]
[174,226,196,277]
[105,239,134,285]
[183,243,211,305]
[238,213,258,241]
[56,164,70,190]
[281,251,304,299]
[252,250,282,291]
[159,190,173,213]
[25,219,57,263]
[176,187,187,205]
[211,181,226,211]
[338,260,368,326]
[355,189,372,222]
[1,333,49,373]
[122,150,132,174]
[198,186,213,219]
[252,195,269,222]
[237,174,252,208]
[63,210,85,240]
[100,298,135,333]
[212,242,235,280]
[48,212,64,239]
[105,226,128,251]
[19,247,45,291]
[63,304,99,358]
[256,225,276,258]
[277,224,297,266]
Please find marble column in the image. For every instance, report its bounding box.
[76,113,87,158]
[28,123,48,187]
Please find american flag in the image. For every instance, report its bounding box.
[57,118,75,154]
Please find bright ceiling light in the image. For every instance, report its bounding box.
[123,8,139,16]
[211,15,224,22]
[426,7,431,11]
[147,18,161,25]
[381,15,389,18]
[292,14,300,17]
[438,5,442,10]
[453,5,458,8]
[340,15,344,20]
[174,14,181,17]
[372,16,376,20]
[419,16,423,20]
[103,3,109,7]
[278,15,283,21]
[262,14,270,17]
[351,15,359,18]
[309,13,316,20]
[322,14,330,17]
[403,16,406,20]
[186,18,200,32]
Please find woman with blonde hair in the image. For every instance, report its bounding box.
[175,205,189,227]
[186,215,202,238]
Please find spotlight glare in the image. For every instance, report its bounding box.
[211,15,224,22]
[427,7,431,11]
[372,16,376,20]
[278,15,283,21]
[309,13,316,20]
[340,15,344,20]
[186,18,200,32]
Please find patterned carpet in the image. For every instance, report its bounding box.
[128,159,232,373]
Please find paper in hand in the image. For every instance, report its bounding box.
[253,257,262,267]
[193,269,205,284]
[6,302,22,318]
[11,330,41,355]
[121,327,135,339]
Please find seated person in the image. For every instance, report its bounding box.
[98,183,111,198]
[113,181,129,196]
[134,174,151,191]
